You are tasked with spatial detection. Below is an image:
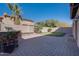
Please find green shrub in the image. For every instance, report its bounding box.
[34,25,42,33]
[48,28,52,32]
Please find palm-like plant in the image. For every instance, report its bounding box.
[7,3,21,25]
[14,4,20,15]
[7,3,14,16]
[13,4,21,25]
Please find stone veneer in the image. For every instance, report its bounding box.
[0,31,21,53]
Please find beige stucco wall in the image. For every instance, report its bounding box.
[12,25,34,33]
[21,20,34,25]
[41,27,59,32]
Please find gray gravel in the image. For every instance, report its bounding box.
[0,34,79,56]
[0,27,79,56]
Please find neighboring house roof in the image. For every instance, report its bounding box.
[22,19,34,22]
[21,19,34,26]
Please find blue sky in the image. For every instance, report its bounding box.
[0,3,72,25]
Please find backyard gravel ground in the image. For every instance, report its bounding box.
[1,28,79,56]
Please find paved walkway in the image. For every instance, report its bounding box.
[1,27,79,56]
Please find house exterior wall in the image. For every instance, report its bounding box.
[72,20,77,40]
[76,20,79,47]
[76,8,79,17]
[73,20,79,48]
[70,3,79,48]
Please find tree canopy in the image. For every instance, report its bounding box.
[35,19,69,28]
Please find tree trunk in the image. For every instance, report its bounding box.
[15,15,20,25]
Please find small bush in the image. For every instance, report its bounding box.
[48,28,52,32]
[34,26,42,33]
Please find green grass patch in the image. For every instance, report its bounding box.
[41,32,65,37]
